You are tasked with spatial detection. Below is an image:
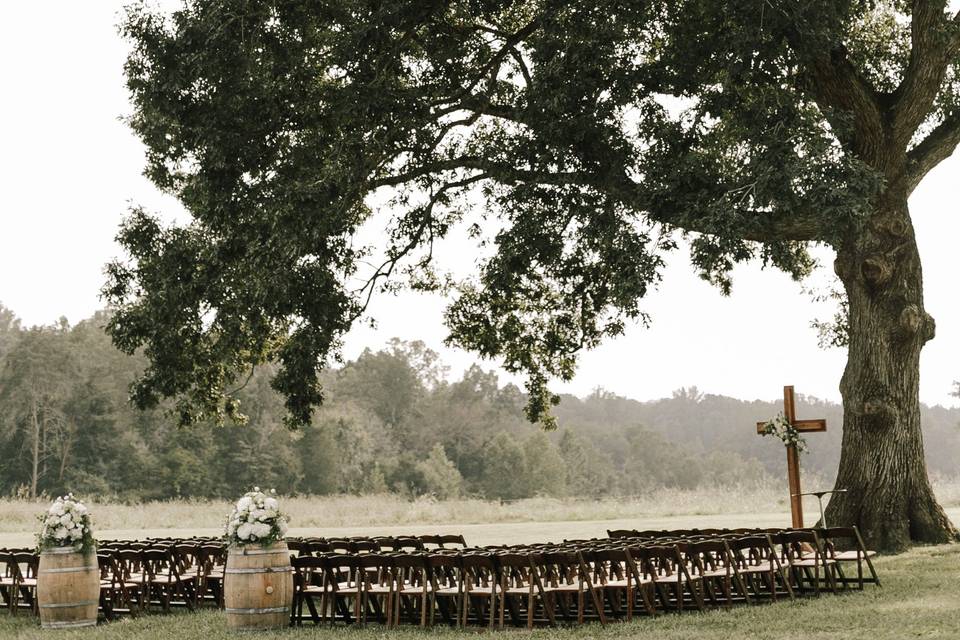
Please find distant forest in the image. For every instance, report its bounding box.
[1,305,958,501]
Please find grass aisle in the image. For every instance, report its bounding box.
[2,544,958,640]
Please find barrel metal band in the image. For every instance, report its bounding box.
[41,620,97,629]
[39,566,98,574]
[225,606,289,614]
[233,549,288,556]
[225,566,292,574]
[40,600,99,609]
[43,547,86,555]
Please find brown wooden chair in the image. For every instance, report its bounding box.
[392,553,430,627]
[528,551,573,625]
[0,552,16,614]
[774,530,838,596]
[142,548,197,612]
[817,527,880,589]
[686,539,748,608]
[427,553,462,627]
[645,544,705,612]
[197,545,226,608]
[495,553,545,628]
[460,554,499,628]
[586,547,636,621]
[359,554,394,626]
[322,554,363,625]
[292,555,326,625]
[725,535,794,602]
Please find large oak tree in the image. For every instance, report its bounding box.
[110,0,960,549]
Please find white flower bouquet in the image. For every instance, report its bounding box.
[761,413,809,453]
[36,494,95,552]
[224,487,289,547]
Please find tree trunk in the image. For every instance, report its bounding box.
[826,191,958,551]
[30,396,39,499]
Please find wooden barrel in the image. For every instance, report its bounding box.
[224,541,294,630]
[37,547,99,629]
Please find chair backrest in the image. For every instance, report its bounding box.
[326,539,353,554]
[460,553,496,588]
[393,536,425,551]
[291,555,326,588]
[607,529,639,539]
[437,534,467,549]
[351,540,380,554]
[417,535,442,549]
[686,539,728,576]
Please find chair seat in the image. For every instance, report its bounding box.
[302,585,325,594]
[399,585,431,595]
[19,578,37,587]
[833,550,876,560]
[700,568,731,579]
[367,585,392,594]
[738,562,778,574]
[434,586,460,596]
[791,559,836,567]
[466,586,501,595]
[505,586,534,595]
[601,579,631,588]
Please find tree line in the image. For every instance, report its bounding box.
[1,305,958,502]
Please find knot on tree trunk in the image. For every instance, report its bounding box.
[862,398,898,427]
[899,304,923,334]
[923,311,936,342]
[861,256,893,288]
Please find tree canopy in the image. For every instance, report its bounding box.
[109,1,960,429]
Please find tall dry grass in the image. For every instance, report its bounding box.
[2,477,958,534]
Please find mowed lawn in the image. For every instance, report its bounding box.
[2,543,959,639]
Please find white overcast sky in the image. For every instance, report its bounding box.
[1,2,957,407]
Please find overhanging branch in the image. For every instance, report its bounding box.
[890,0,956,152]
[905,113,960,191]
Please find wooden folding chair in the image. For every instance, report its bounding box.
[322,554,363,625]
[686,539,749,608]
[725,535,794,602]
[292,555,326,625]
[774,530,838,596]
[359,554,393,626]
[645,544,705,612]
[460,554,499,629]
[427,553,462,627]
[495,552,543,629]
[392,554,430,627]
[817,527,880,589]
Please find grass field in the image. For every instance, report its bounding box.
[2,482,959,549]
[2,543,958,639]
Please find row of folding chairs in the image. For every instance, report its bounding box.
[605,526,880,590]
[287,534,468,556]
[287,529,879,629]
[0,549,37,615]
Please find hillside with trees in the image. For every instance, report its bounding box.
[1,304,957,502]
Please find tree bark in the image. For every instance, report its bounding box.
[826,190,958,551]
[30,396,39,499]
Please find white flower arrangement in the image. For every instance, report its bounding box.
[36,494,95,553]
[761,413,808,453]
[224,487,289,547]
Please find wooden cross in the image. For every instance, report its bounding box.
[755,385,827,528]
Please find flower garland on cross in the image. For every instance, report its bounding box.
[761,412,809,454]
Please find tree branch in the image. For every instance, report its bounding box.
[904,113,960,191]
[803,46,886,166]
[890,0,955,152]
